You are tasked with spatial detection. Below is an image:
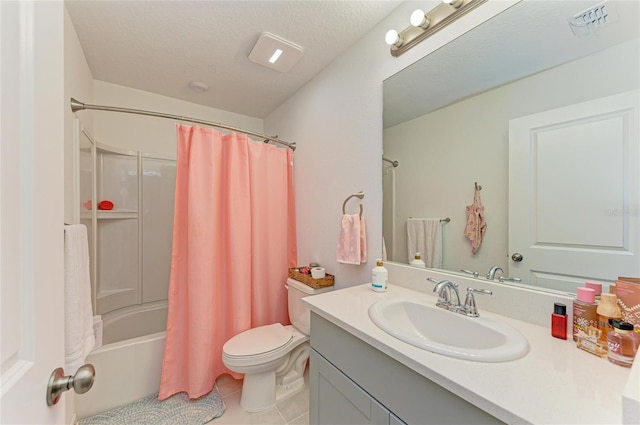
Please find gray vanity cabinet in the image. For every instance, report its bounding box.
[311,349,404,425]
[309,312,503,425]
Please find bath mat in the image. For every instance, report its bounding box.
[79,389,225,425]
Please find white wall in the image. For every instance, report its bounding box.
[384,37,640,276]
[264,1,516,288]
[90,81,264,157]
[65,0,517,289]
[64,6,94,225]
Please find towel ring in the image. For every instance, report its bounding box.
[342,191,364,217]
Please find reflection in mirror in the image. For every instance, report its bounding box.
[383,1,640,294]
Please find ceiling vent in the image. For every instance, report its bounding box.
[248,32,303,73]
[568,1,618,37]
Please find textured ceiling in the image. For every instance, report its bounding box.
[65,0,402,119]
[384,0,640,128]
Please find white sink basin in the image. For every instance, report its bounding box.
[368,297,529,362]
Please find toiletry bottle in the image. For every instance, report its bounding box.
[607,320,638,367]
[585,281,602,302]
[576,326,607,357]
[410,252,426,268]
[573,287,598,342]
[372,259,388,292]
[597,293,622,345]
[551,303,567,340]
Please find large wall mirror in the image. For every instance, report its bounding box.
[383,0,640,294]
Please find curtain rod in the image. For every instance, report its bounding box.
[70,98,296,151]
[383,157,398,167]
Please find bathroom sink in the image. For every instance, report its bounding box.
[368,298,528,362]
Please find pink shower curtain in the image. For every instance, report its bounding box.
[159,125,297,400]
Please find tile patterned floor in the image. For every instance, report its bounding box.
[207,371,309,425]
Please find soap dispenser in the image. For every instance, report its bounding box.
[410,252,426,268]
[372,259,388,292]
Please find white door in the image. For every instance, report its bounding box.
[509,90,640,293]
[1,1,66,423]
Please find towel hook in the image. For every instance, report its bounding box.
[342,191,364,217]
[475,182,482,191]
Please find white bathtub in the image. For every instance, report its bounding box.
[76,331,166,419]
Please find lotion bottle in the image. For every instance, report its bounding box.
[410,252,426,268]
[573,287,598,342]
[372,259,388,292]
[597,293,622,345]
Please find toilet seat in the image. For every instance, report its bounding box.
[224,323,292,357]
[222,324,308,369]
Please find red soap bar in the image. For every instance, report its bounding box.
[98,200,114,210]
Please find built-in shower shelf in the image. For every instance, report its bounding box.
[81,209,139,220]
[96,210,138,219]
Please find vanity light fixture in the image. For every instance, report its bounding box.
[385,0,487,57]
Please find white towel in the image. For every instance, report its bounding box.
[407,218,442,268]
[64,224,96,373]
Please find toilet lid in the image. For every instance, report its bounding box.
[224,323,292,357]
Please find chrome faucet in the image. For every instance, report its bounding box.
[486,266,504,280]
[428,278,461,311]
[428,278,493,317]
[463,288,493,317]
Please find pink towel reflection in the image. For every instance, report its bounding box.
[465,187,486,254]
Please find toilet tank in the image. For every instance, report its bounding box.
[287,278,333,335]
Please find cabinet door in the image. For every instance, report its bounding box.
[310,349,392,425]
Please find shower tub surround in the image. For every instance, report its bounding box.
[305,263,640,424]
[79,134,176,345]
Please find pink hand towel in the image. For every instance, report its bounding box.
[337,214,367,265]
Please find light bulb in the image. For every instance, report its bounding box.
[443,0,463,8]
[385,29,402,47]
[410,9,430,28]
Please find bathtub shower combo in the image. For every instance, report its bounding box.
[77,123,175,417]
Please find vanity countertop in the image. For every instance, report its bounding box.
[304,283,638,425]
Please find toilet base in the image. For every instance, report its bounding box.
[240,369,277,412]
[239,342,310,412]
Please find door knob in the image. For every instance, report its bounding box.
[46,364,95,406]
[511,253,523,262]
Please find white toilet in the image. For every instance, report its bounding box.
[222,278,333,412]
